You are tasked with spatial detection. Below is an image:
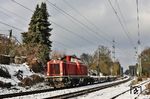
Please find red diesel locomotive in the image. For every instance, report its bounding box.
[46,55,93,88]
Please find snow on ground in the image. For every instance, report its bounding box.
[0,63,51,95]
[8,77,130,99]
[137,95,150,99]
[77,78,150,99]
[0,63,33,85]
[116,79,150,99]
[76,79,132,99]
[0,82,51,95]
[1,64,150,99]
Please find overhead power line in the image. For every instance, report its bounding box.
[115,0,127,28]
[115,0,134,43]
[0,1,88,50]
[11,0,33,12]
[0,20,23,31]
[47,0,112,43]
[47,2,100,44]
[63,0,111,39]
[0,10,26,26]
[0,6,28,22]
[53,40,77,51]
[63,0,134,60]
[9,0,97,48]
[53,40,73,49]
[53,34,89,52]
[136,0,142,76]
[0,10,13,18]
[50,20,95,45]
[136,0,141,44]
[108,0,134,46]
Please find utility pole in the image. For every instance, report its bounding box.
[111,39,116,76]
[9,29,12,39]
[134,47,137,58]
[97,45,101,76]
[112,39,116,62]
[7,29,12,55]
[137,39,142,76]
[136,0,142,77]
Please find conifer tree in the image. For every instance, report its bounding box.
[22,2,52,64]
[23,3,52,48]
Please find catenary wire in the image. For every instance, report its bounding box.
[11,0,33,12]
[115,0,134,45]
[0,20,23,31]
[9,0,99,47]
[108,0,135,47]
[47,0,112,44]
[63,0,112,40]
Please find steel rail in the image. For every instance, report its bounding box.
[0,77,118,98]
[111,79,150,99]
[44,78,130,99]
[0,88,55,98]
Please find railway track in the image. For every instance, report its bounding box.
[110,79,150,99]
[0,78,122,98]
[44,78,130,99]
[0,88,55,99]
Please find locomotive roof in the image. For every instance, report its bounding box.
[61,55,81,60]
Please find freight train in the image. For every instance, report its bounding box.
[46,55,116,88]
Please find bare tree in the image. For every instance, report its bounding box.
[50,50,66,59]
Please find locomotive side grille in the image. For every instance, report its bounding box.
[50,64,60,74]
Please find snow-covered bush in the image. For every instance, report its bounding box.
[30,74,44,84]
[0,66,11,78]
[0,81,12,88]
[21,77,33,87]
[19,74,44,87]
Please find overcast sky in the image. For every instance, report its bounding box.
[0,0,150,70]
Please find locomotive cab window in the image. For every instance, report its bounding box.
[71,57,76,62]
